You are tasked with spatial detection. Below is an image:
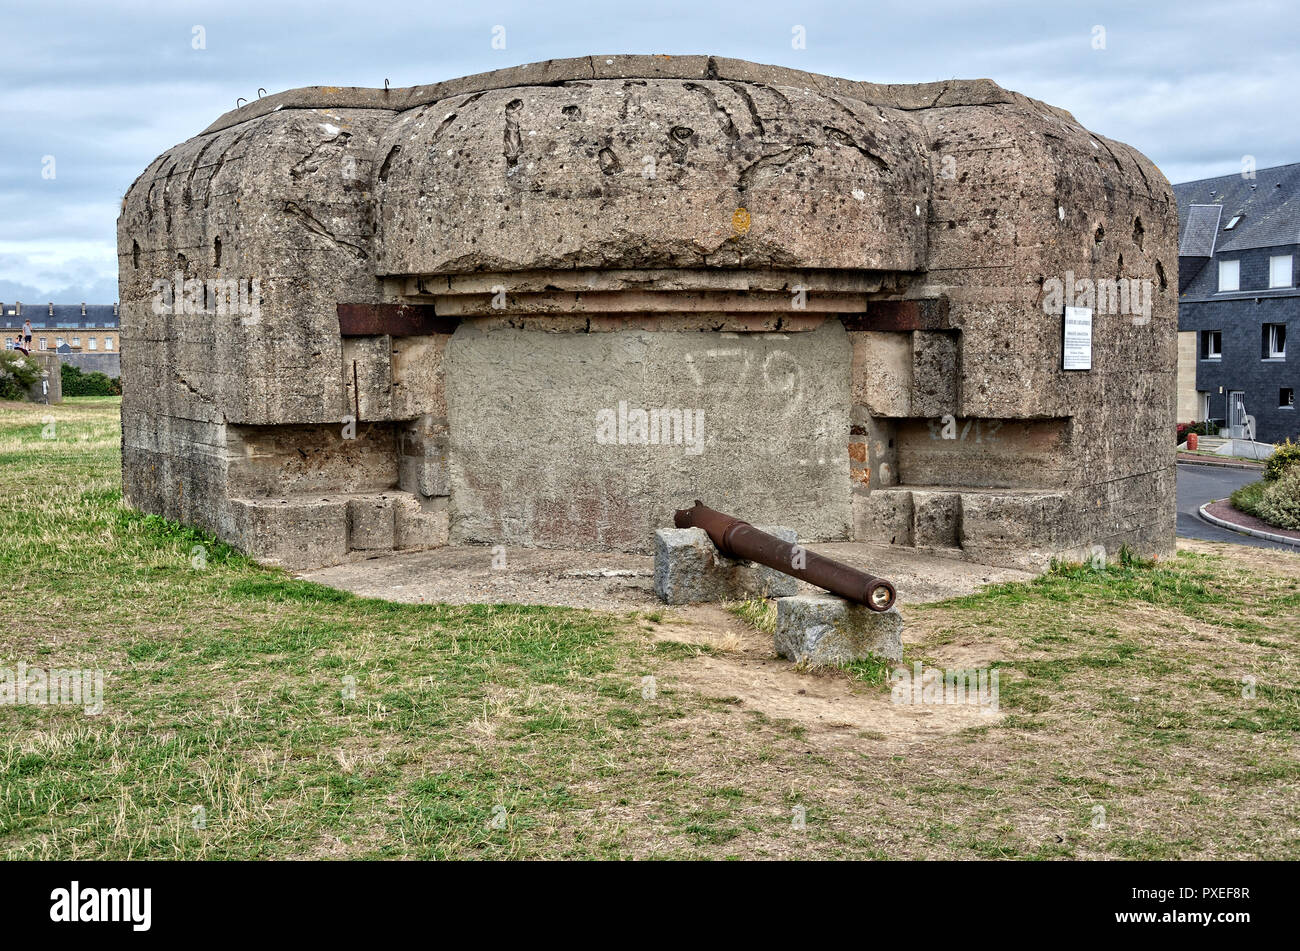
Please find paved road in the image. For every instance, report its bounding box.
[1176,463,1295,550]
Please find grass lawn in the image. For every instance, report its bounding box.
[2,397,1298,859]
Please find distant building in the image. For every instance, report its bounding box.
[1,302,122,377]
[1174,164,1299,443]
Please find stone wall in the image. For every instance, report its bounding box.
[59,352,121,379]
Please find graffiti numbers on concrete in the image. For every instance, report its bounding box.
[683,347,804,413]
[928,414,1002,443]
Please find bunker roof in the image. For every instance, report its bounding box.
[200,54,1078,136]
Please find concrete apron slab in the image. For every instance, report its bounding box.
[296,540,1034,611]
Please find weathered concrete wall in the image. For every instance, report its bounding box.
[118,56,1178,572]
[25,352,61,404]
[848,95,1178,568]
[118,106,395,427]
[445,320,851,551]
[372,79,929,274]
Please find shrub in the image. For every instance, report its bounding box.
[1264,438,1300,482]
[60,362,122,396]
[0,350,41,401]
[1231,480,1267,518]
[1255,467,1300,530]
[1177,421,1215,444]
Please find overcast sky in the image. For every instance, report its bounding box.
[2,0,1295,303]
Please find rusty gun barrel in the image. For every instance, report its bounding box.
[673,500,897,611]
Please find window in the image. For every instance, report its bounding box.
[1282,388,1295,408]
[1270,255,1293,288]
[1264,323,1286,359]
[1225,215,1243,230]
[104,338,114,351]
[88,338,97,350]
[1218,259,1240,291]
[71,336,80,347]
[1201,330,1223,359]
[55,337,64,348]
[39,337,47,350]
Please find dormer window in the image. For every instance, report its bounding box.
[1224,214,1243,230]
[1218,259,1240,292]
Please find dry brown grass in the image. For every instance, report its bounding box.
[2,399,1297,859]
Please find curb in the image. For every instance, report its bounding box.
[1176,454,1265,471]
[1197,502,1300,548]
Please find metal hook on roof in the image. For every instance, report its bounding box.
[257,88,267,99]
[237,97,247,108]
[384,78,390,92]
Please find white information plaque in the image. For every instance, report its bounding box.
[1063,306,1093,371]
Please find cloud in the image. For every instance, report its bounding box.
[0,248,120,304]
[2,0,1298,301]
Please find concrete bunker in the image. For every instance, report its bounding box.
[118,55,1178,572]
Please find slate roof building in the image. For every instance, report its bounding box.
[1174,163,1300,442]
[1,302,121,354]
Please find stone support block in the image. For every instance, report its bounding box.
[654,526,799,604]
[774,594,904,664]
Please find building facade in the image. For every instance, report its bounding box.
[1175,164,1299,443]
[1,302,122,377]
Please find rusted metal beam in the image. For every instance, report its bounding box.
[432,290,865,316]
[336,303,459,336]
[674,501,897,611]
[840,297,950,332]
